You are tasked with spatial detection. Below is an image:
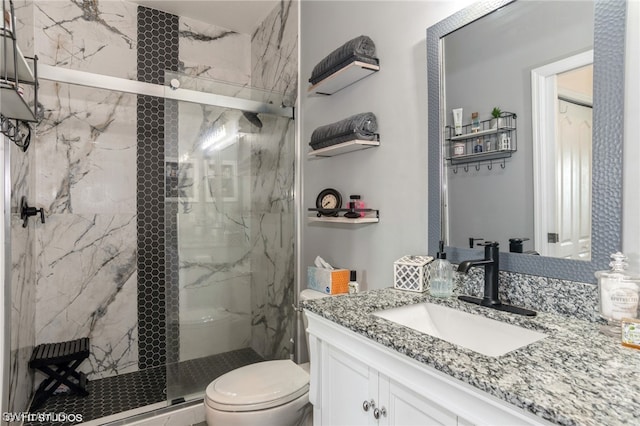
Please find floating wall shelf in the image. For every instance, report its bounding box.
[308,60,379,96]
[307,208,380,224]
[308,138,380,158]
[308,216,379,224]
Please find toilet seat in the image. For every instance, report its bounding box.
[205,360,309,412]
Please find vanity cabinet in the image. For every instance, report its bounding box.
[319,345,457,425]
[306,310,551,426]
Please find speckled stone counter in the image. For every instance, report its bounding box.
[302,288,640,426]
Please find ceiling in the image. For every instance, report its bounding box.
[130,0,279,34]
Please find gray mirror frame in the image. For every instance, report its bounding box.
[427,0,626,284]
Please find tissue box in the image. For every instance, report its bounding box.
[307,267,350,294]
[393,255,434,292]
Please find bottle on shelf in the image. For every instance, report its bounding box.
[453,142,465,156]
[473,138,483,153]
[344,194,365,218]
[471,112,480,133]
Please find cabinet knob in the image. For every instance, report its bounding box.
[362,399,375,412]
[373,407,387,419]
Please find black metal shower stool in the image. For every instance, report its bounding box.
[29,337,90,409]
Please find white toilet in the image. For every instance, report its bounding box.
[204,289,328,426]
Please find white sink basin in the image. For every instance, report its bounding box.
[373,302,546,357]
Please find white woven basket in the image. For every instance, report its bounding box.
[393,255,434,292]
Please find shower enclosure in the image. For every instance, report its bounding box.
[162,72,296,403]
[4,63,296,424]
[2,0,299,422]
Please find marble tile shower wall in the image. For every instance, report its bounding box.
[248,0,298,359]
[33,0,139,383]
[251,0,298,107]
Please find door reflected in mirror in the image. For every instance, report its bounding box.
[442,0,594,260]
[533,61,593,261]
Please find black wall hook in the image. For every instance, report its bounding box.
[20,197,45,228]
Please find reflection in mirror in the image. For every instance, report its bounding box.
[533,58,593,261]
[443,0,593,259]
[427,0,626,283]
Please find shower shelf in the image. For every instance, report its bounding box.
[308,60,379,96]
[0,38,35,83]
[307,138,380,158]
[1,0,39,154]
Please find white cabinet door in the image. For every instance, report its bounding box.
[307,311,548,426]
[321,345,458,426]
[380,376,458,426]
[321,345,377,426]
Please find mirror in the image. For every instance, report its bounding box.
[442,0,593,260]
[427,0,626,284]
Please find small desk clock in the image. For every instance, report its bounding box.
[316,188,342,216]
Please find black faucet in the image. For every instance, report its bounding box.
[457,242,536,316]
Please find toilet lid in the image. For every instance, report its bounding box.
[205,360,309,412]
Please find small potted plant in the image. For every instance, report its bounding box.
[491,107,502,129]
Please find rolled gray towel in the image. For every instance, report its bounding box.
[310,112,378,150]
[309,35,379,85]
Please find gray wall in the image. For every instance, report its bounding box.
[300,0,640,289]
[300,0,475,290]
[444,0,593,251]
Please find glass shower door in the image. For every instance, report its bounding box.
[163,72,295,402]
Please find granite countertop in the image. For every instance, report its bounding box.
[302,288,640,426]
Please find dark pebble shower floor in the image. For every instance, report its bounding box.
[24,348,263,426]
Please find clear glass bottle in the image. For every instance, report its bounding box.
[596,252,640,335]
[430,242,453,298]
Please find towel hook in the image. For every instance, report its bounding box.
[463,164,469,173]
[453,165,458,174]
[501,158,506,169]
[487,160,493,170]
[475,163,481,171]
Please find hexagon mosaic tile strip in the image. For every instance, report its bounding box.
[136,6,179,370]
